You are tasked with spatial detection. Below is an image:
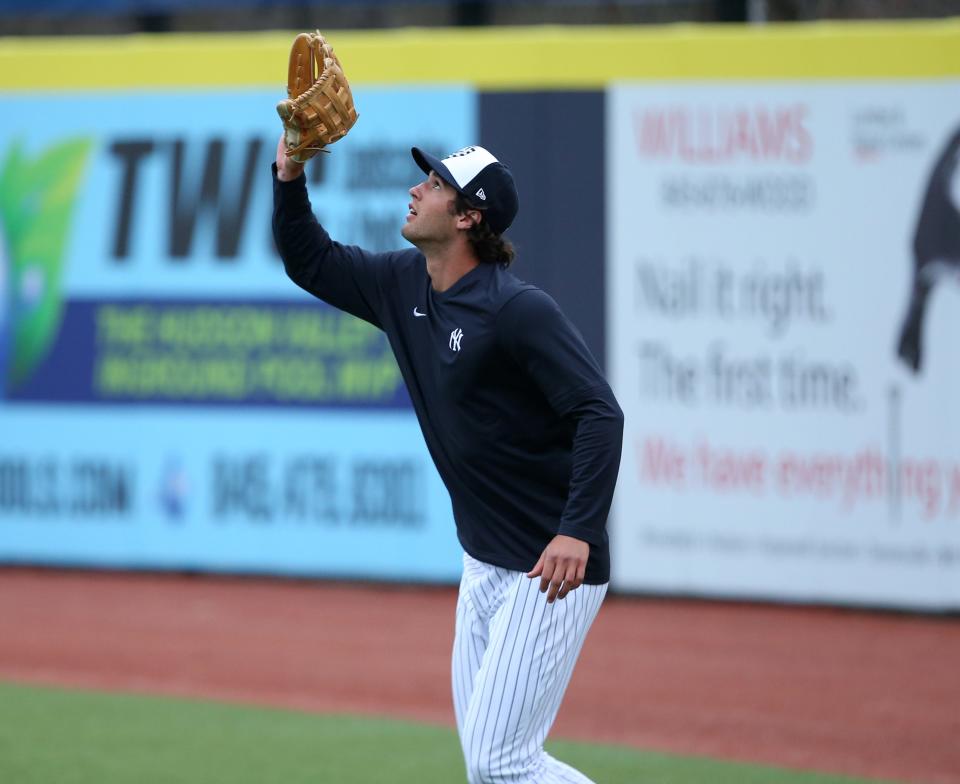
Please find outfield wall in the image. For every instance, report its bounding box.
[1,23,958,607]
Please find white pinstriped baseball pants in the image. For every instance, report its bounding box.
[452,552,607,784]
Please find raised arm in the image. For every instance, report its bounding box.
[272,136,390,328]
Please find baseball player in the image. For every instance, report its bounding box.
[273,137,624,784]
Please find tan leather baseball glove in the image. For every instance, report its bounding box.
[276,30,358,162]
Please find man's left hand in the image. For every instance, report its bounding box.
[527,535,589,603]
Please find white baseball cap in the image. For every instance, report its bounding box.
[411,145,519,235]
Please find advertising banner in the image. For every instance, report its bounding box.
[607,82,960,608]
[0,86,475,580]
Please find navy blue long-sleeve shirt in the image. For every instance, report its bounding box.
[272,166,624,583]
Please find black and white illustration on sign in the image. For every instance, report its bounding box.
[897,124,960,373]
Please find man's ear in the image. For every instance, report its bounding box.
[458,209,483,230]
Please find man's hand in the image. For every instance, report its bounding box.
[275,134,305,182]
[527,534,589,603]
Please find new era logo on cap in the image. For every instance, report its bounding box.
[411,145,519,235]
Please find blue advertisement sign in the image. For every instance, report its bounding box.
[0,406,461,580]
[0,85,475,579]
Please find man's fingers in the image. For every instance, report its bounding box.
[538,557,556,594]
[530,536,590,602]
[546,574,563,603]
[546,559,576,603]
[556,562,580,601]
[527,553,545,579]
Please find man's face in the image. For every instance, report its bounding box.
[401,171,460,247]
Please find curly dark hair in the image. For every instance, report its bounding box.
[449,193,516,267]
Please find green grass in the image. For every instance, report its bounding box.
[0,682,893,784]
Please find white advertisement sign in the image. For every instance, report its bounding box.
[607,82,960,609]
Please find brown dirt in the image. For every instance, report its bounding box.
[0,567,957,783]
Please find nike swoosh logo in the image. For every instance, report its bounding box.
[413,307,427,318]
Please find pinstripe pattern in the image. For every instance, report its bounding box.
[452,553,606,784]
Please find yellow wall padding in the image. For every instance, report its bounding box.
[0,21,958,91]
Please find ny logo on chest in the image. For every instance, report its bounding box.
[435,322,495,397]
